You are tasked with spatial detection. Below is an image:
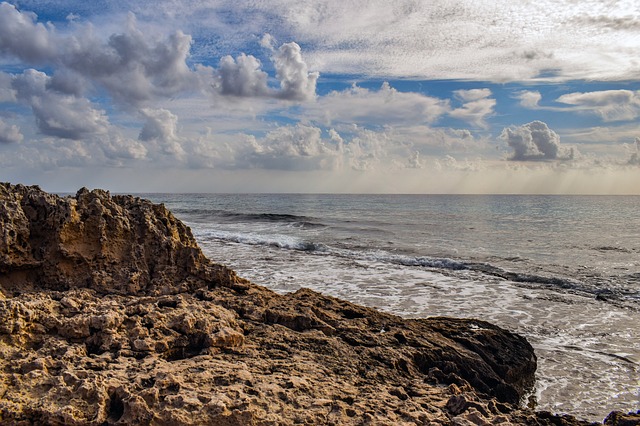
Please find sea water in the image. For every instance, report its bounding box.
[145,193,640,422]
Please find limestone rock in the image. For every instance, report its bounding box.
[0,183,245,296]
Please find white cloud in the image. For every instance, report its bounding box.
[212,41,318,101]
[141,0,640,82]
[561,124,640,147]
[214,53,270,97]
[0,118,23,143]
[98,132,148,162]
[0,5,198,105]
[500,120,575,161]
[208,123,486,173]
[628,137,640,166]
[273,42,319,101]
[259,33,276,51]
[515,90,542,108]
[7,1,640,83]
[240,124,340,170]
[12,69,109,140]
[0,138,94,170]
[138,108,185,158]
[3,0,640,194]
[307,82,450,126]
[392,126,483,156]
[343,128,390,171]
[0,2,55,63]
[0,71,17,102]
[450,89,495,128]
[61,14,196,105]
[454,89,492,102]
[556,90,640,122]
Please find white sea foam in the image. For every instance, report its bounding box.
[198,229,327,252]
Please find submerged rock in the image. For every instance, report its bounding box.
[0,183,615,425]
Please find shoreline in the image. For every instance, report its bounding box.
[1,183,637,425]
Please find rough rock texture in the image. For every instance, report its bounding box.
[0,183,623,425]
[604,411,640,426]
[0,184,239,296]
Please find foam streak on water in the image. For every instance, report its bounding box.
[146,194,640,422]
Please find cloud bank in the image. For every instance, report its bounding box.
[1,2,319,109]
[556,90,640,122]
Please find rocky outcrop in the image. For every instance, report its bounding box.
[0,183,242,296]
[0,183,615,425]
[604,411,640,426]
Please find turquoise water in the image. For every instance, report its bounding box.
[146,194,640,422]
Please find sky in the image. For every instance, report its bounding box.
[1,0,640,194]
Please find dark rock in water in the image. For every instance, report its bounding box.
[0,183,612,424]
[604,410,640,425]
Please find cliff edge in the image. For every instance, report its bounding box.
[0,183,629,425]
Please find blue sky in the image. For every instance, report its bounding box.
[1,0,640,193]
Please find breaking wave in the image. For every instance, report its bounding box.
[193,227,624,301]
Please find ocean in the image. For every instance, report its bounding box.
[144,193,640,422]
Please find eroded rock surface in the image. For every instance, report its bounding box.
[0,183,615,425]
[0,183,241,296]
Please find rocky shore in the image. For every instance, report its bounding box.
[0,183,637,425]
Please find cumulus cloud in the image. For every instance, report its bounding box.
[341,128,390,171]
[12,69,109,140]
[450,89,495,128]
[0,72,16,102]
[138,108,185,158]
[407,151,422,168]
[241,124,339,170]
[0,2,55,63]
[0,119,23,143]
[62,14,195,104]
[46,70,88,97]
[515,90,542,108]
[99,132,148,161]
[212,41,318,101]
[231,123,480,172]
[1,5,197,105]
[214,54,270,97]
[556,90,640,122]
[274,42,319,101]
[0,4,321,108]
[501,121,576,161]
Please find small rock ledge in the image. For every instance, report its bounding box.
[0,183,634,425]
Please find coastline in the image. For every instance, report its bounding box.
[0,183,637,425]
